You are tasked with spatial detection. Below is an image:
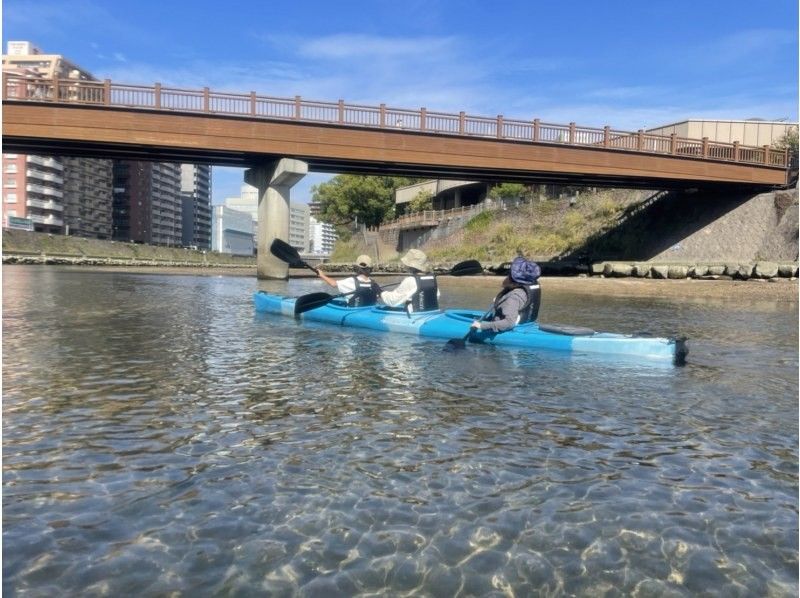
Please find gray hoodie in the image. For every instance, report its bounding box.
[476,287,528,332]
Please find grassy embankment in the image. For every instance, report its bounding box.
[332,190,650,264]
[2,229,256,266]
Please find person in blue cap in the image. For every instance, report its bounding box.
[470,256,541,332]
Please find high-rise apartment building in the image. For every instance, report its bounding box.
[2,153,64,233]
[181,164,212,248]
[309,216,337,255]
[112,161,183,245]
[289,202,310,253]
[62,157,113,238]
[2,41,113,237]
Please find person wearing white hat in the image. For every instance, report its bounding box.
[380,248,440,312]
[317,254,382,307]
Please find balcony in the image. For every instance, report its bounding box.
[26,169,64,185]
[28,213,64,226]
[26,183,64,198]
[26,198,64,211]
[26,156,64,171]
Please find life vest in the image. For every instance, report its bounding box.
[346,276,381,307]
[407,274,439,312]
[494,283,541,324]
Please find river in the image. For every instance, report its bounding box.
[3,266,798,596]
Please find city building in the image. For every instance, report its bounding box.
[112,161,183,245]
[62,157,113,238]
[224,183,259,237]
[289,202,310,253]
[224,182,310,252]
[181,164,212,248]
[2,153,64,233]
[2,41,112,237]
[645,119,797,147]
[211,205,254,255]
[309,216,337,255]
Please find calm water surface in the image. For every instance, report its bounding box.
[3,266,798,596]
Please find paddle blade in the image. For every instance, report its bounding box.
[443,338,467,351]
[449,259,483,277]
[294,292,336,315]
[270,238,302,266]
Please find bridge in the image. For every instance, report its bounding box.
[2,75,790,278]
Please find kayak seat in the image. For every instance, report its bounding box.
[538,322,596,336]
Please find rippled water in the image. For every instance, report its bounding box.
[3,266,798,596]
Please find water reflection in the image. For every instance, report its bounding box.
[3,266,798,596]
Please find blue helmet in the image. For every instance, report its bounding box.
[510,256,541,284]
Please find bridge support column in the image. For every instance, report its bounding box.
[245,158,308,279]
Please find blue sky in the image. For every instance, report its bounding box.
[3,0,797,204]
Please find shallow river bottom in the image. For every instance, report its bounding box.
[2,267,798,596]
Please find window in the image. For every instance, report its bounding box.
[4,180,17,188]
[4,164,17,173]
[5,193,17,203]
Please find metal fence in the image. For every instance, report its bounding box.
[2,74,790,168]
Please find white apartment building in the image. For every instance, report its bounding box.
[211,205,254,256]
[309,216,337,255]
[289,202,310,253]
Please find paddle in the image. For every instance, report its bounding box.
[269,238,319,274]
[293,258,484,315]
[445,306,494,351]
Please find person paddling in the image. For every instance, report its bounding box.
[316,254,382,307]
[470,256,541,332]
[380,249,440,312]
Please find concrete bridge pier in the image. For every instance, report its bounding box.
[245,158,308,279]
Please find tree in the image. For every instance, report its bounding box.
[311,175,416,228]
[773,127,799,186]
[773,127,798,161]
[488,182,528,200]
[408,189,434,213]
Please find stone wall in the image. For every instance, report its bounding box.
[579,189,798,263]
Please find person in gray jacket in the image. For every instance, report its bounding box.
[471,256,541,332]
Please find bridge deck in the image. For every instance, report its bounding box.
[1,76,789,188]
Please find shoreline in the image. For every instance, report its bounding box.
[4,263,797,303]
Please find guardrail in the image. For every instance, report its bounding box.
[3,74,791,169]
[379,203,490,230]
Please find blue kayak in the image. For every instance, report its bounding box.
[253,292,688,364]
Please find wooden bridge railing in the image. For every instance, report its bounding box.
[2,73,790,168]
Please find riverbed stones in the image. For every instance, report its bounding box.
[707,265,726,276]
[725,263,753,279]
[651,265,669,279]
[688,265,708,278]
[753,261,779,278]
[668,265,689,279]
[632,263,650,277]
[778,263,798,277]
[602,262,634,277]
[590,263,605,275]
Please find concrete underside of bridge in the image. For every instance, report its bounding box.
[2,103,788,189]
